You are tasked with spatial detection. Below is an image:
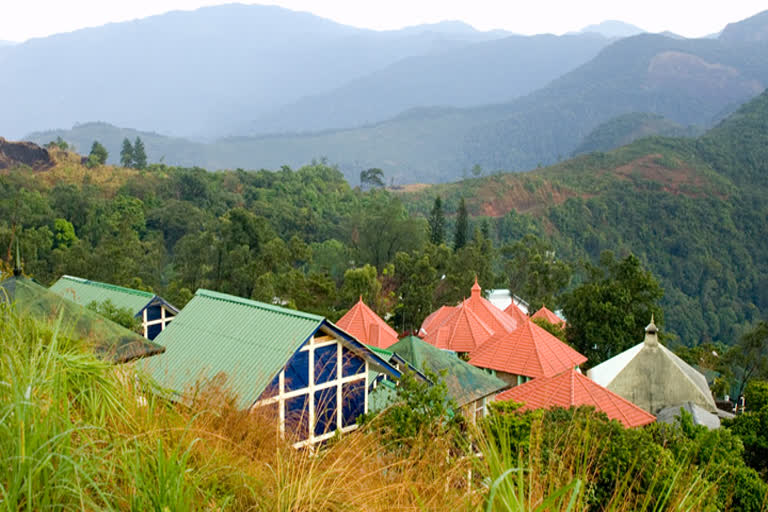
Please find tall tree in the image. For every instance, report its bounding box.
[120,138,134,167]
[502,234,571,311]
[454,197,469,250]
[133,137,147,169]
[359,168,385,190]
[560,251,664,366]
[87,141,108,168]
[725,321,768,397]
[427,196,445,245]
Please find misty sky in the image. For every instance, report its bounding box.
[2,1,766,42]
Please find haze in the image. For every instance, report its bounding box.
[3,0,768,42]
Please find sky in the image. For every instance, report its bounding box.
[2,0,767,42]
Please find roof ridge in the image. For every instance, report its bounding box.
[196,289,325,321]
[60,275,155,298]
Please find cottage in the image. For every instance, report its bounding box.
[469,319,587,386]
[1,273,164,363]
[588,318,723,427]
[387,336,508,421]
[50,275,178,340]
[143,289,401,447]
[336,297,399,349]
[496,368,656,428]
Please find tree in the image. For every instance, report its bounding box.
[359,168,384,190]
[453,197,469,250]
[427,196,445,245]
[393,249,439,332]
[501,234,571,311]
[86,299,141,332]
[133,137,147,169]
[120,138,134,167]
[87,141,108,168]
[725,321,768,397]
[560,251,664,366]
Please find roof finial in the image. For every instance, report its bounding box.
[644,314,659,346]
[13,239,22,277]
[471,275,481,298]
[359,294,363,303]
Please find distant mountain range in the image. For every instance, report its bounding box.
[575,20,645,38]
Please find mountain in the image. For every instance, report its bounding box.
[577,20,645,38]
[572,113,702,155]
[246,33,610,134]
[399,89,768,346]
[720,9,768,43]
[0,4,509,140]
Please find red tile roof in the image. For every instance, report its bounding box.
[504,301,529,326]
[531,306,566,327]
[336,298,399,349]
[419,305,457,337]
[495,369,656,428]
[423,303,494,353]
[465,278,519,334]
[469,320,587,378]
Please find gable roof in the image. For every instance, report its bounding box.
[0,276,164,363]
[423,303,495,353]
[531,306,565,327]
[336,298,399,349]
[465,278,519,334]
[587,320,716,415]
[144,289,399,409]
[469,320,587,378]
[50,275,176,316]
[496,369,656,428]
[389,336,508,407]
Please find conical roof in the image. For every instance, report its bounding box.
[336,297,399,349]
[587,321,716,415]
[465,277,519,334]
[423,303,494,353]
[0,276,164,363]
[531,306,565,327]
[496,369,656,428]
[504,301,529,326]
[469,319,587,378]
[419,305,457,337]
[390,336,508,407]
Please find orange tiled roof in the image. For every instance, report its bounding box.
[495,369,656,428]
[419,305,457,337]
[504,301,529,326]
[423,303,494,353]
[469,320,587,378]
[336,298,399,349]
[531,306,566,327]
[465,278,519,334]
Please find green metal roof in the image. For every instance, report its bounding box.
[50,275,155,316]
[143,289,328,409]
[0,276,164,363]
[389,336,508,407]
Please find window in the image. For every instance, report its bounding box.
[147,323,163,340]
[285,394,309,441]
[342,346,365,377]
[284,351,309,391]
[341,380,365,427]
[314,344,338,384]
[314,387,337,436]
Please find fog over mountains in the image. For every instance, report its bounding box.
[10,4,768,183]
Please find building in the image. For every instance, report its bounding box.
[1,273,164,363]
[588,318,721,426]
[530,306,566,328]
[143,289,401,447]
[387,336,508,421]
[336,297,399,349]
[50,275,178,340]
[496,368,656,428]
[469,319,587,386]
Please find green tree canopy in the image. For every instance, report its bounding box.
[87,141,108,168]
[427,196,445,245]
[453,197,468,250]
[502,234,571,312]
[133,137,147,169]
[120,138,134,168]
[360,168,385,190]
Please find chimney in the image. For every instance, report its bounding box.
[644,314,659,347]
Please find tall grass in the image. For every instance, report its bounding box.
[0,303,760,510]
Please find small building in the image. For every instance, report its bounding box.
[387,336,509,421]
[531,306,566,328]
[587,318,720,425]
[50,275,179,341]
[496,368,656,428]
[144,289,401,447]
[504,301,529,326]
[469,319,587,387]
[336,297,399,349]
[1,274,164,363]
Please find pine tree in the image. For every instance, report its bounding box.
[120,138,134,167]
[454,197,469,250]
[428,196,445,245]
[133,137,147,169]
[87,141,108,168]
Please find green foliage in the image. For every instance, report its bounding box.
[87,140,108,168]
[133,136,147,169]
[745,380,768,412]
[724,407,768,479]
[726,321,768,397]
[360,167,385,189]
[531,317,566,341]
[502,234,571,312]
[561,251,664,365]
[453,197,469,250]
[86,299,142,332]
[427,196,445,245]
[120,137,134,167]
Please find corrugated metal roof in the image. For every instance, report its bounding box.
[0,276,164,363]
[389,336,508,408]
[143,289,324,409]
[50,275,154,316]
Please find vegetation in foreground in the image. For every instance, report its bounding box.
[2,306,767,510]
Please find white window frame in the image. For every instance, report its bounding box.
[142,304,176,339]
